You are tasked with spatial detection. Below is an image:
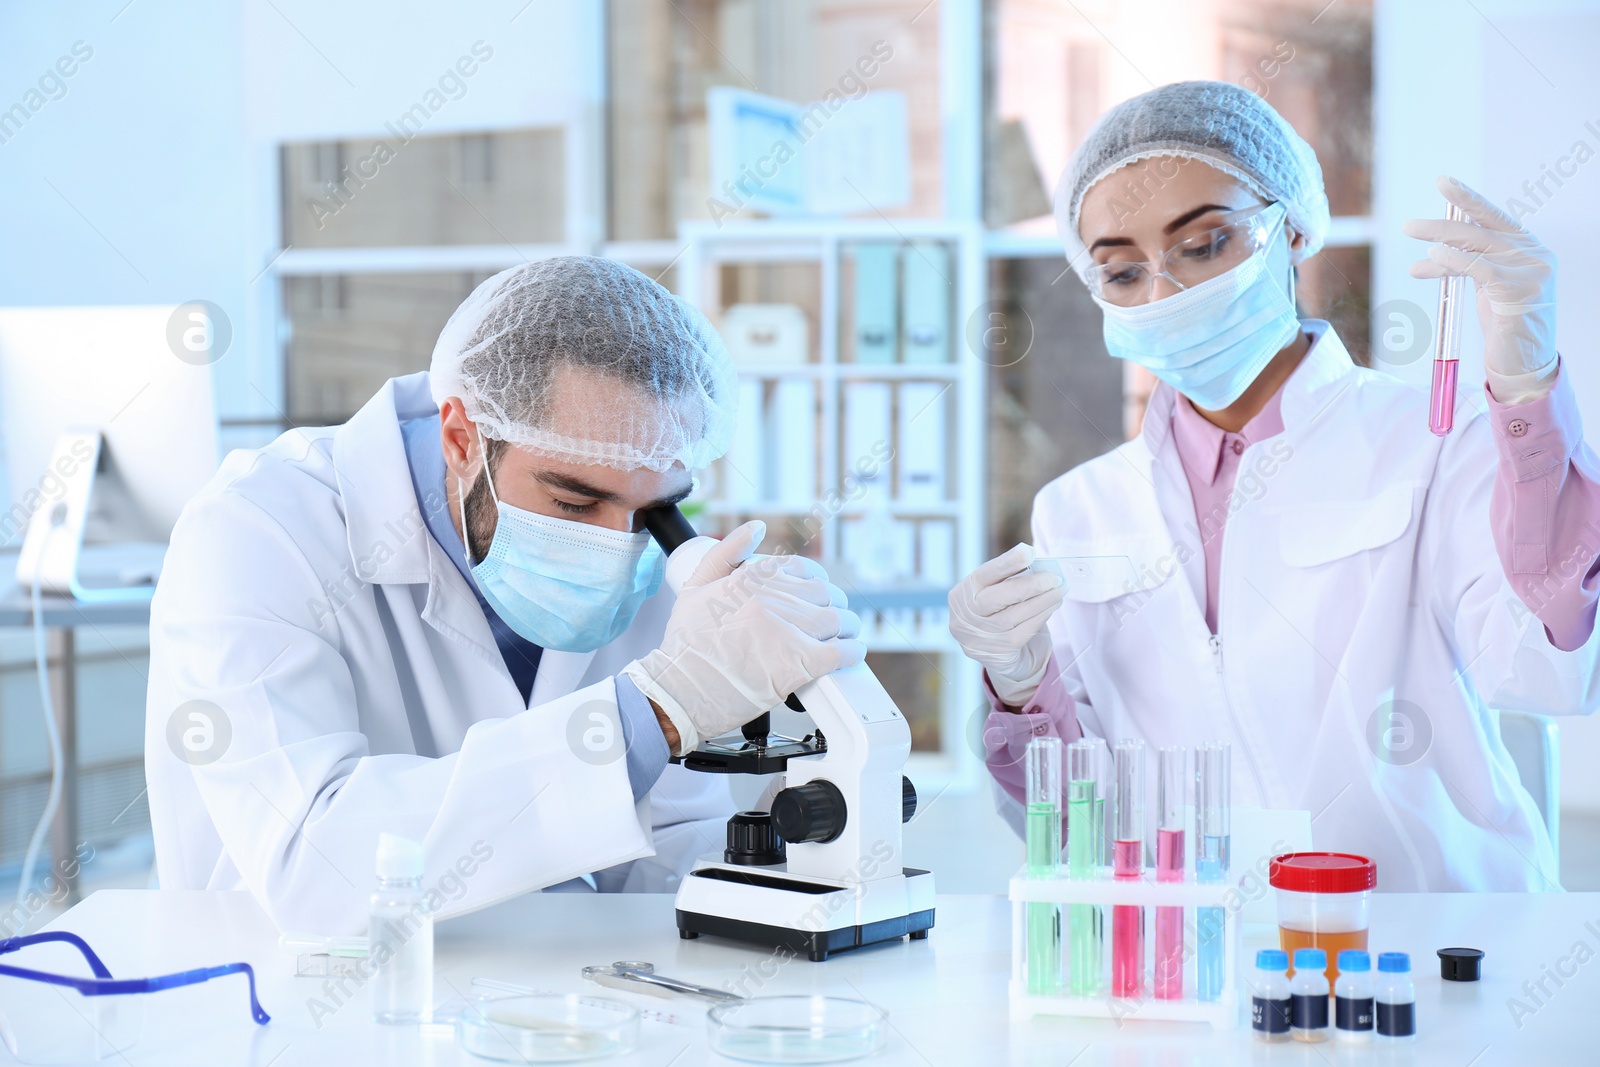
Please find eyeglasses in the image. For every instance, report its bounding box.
[0,931,269,1064]
[1083,202,1287,307]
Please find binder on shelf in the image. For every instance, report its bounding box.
[918,520,956,586]
[916,519,956,644]
[722,303,809,367]
[769,378,817,507]
[901,241,951,364]
[896,382,948,505]
[724,379,765,504]
[842,381,893,491]
[852,243,898,363]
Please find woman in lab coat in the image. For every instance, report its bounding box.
[950,81,1600,891]
[145,258,864,934]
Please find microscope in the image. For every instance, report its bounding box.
[643,506,935,962]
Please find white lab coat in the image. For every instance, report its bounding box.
[1029,324,1599,891]
[144,372,731,934]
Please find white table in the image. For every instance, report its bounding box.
[9,889,1593,1065]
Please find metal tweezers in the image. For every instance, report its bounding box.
[581,960,743,1003]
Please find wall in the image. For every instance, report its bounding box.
[0,0,603,451]
[1374,0,1600,812]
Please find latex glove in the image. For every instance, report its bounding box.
[947,543,1066,708]
[623,521,865,756]
[1404,176,1558,395]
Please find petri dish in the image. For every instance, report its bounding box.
[707,995,888,1064]
[455,994,639,1063]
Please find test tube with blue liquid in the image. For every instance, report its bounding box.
[1025,736,1062,994]
[1195,742,1231,1002]
[1066,739,1102,995]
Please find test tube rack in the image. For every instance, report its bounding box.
[1008,866,1243,1027]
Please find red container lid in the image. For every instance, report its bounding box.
[1269,852,1376,894]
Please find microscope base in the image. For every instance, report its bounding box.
[673,863,936,962]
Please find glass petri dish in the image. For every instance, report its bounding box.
[707,995,888,1064]
[455,994,639,1063]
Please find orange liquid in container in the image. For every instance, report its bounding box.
[1279,925,1368,984]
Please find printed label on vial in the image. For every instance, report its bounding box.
[1376,1000,1416,1037]
[1336,995,1374,1032]
[1291,992,1329,1031]
[1253,995,1291,1034]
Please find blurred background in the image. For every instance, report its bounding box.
[1,0,1597,919]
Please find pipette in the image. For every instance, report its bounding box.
[1428,203,1469,436]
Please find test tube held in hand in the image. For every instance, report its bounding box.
[1154,746,1186,1000]
[1429,202,1469,436]
[1195,742,1232,1002]
[1112,739,1146,998]
[1025,736,1063,994]
[1066,740,1102,996]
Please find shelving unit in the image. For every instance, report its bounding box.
[676,218,985,789]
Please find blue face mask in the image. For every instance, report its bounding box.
[459,443,664,653]
[1092,229,1301,411]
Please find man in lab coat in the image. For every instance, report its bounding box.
[144,258,863,934]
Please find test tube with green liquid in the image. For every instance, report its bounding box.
[1066,739,1102,995]
[1025,735,1063,994]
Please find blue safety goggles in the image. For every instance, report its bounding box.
[0,931,269,1064]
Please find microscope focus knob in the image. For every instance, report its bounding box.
[771,780,847,844]
[724,811,786,867]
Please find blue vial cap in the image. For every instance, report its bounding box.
[1294,948,1327,970]
[1378,952,1411,973]
[1256,949,1288,971]
[1338,950,1371,972]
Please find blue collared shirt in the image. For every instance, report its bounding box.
[398,414,668,800]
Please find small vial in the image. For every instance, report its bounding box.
[1375,952,1417,1040]
[1250,949,1291,1042]
[1334,950,1374,1041]
[1289,948,1330,1043]
[371,833,434,1024]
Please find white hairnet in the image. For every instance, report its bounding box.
[1054,80,1330,278]
[429,257,737,472]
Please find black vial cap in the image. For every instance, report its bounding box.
[1437,947,1484,982]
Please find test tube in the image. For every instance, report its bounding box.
[1154,746,1186,1000]
[1428,202,1469,436]
[1195,742,1232,1002]
[1111,739,1145,998]
[1025,736,1063,994]
[1088,736,1112,866]
[1066,740,1102,996]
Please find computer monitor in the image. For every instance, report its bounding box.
[0,305,220,602]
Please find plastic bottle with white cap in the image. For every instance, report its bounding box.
[370,833,433,1024]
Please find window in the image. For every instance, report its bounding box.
[279,128,565,249]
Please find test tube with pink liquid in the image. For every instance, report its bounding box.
[1154,746,1187,999]
[1112,739,1146,998]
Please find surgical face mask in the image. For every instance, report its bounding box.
[1091,225,1301,411]
[459,437,663,653]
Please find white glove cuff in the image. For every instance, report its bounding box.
[621,655,698,758]
[1486,355,1560,406]
[987,651,1050,709]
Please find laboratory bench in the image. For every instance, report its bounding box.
[9,888,1594,1065]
